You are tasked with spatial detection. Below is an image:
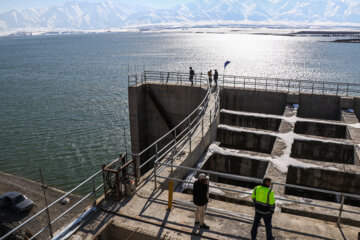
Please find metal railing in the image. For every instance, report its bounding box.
[154,162,360,225]
[128,71,219,183]
[221,75,360,96]
[0,170,103,240]
[128,71,206,87]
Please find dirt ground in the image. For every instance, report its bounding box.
[0,171,91,239]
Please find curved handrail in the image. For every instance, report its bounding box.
[151,79,221,184]
[130,71,213,176]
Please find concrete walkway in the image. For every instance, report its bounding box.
[71,185,359,240]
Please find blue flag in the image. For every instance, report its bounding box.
[224,60,231,69]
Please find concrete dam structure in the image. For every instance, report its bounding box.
[3,71,360,240]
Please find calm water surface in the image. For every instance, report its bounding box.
[0,32,360,192]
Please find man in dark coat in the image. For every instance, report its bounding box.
[189,67,194,86]
[214,69,218,87]
[193,173,209,229]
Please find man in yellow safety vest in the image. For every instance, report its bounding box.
[251,177,275,240]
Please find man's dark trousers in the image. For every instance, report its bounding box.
[251,211,273,240]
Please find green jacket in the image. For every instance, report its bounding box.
[252,185,275,214]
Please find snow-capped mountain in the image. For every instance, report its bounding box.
[0,1,151,30]
[1,0,360,33]
[124,0,360,24]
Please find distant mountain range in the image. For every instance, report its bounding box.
[1,0,360,33]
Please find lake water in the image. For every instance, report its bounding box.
[0,32,360,192]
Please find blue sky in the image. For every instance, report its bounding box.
[0,0,190,12]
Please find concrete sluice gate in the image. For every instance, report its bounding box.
[203,153,268,189]
[286,166,360,207]
[294,121,347,139]
[217,128,276,154]
[291,140,354,164]
[220,112,281,131]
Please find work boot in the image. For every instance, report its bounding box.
[200,224,209,229]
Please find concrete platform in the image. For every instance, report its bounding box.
[71,184,359,240]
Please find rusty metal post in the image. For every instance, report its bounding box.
[121,155,127,180]
[134,154,141,185]
[115,171,120,199]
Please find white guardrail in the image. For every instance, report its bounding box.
[0,170,103,240]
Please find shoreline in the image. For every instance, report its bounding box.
[2,26,360,38]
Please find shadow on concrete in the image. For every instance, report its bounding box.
[140,213,243,240]
[337,223,347,240]
[0,209,32,223]
[138,188,164,216]
[156,209,170,239]
[273,225,334,240]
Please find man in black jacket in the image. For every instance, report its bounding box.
[193,173,209,229]
[189,67,194,86]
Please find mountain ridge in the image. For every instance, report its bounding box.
[1,0,360,33]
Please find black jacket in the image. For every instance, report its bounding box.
[193,180,208,206]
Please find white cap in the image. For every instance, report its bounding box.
[198,173,206,180]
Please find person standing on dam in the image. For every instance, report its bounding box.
[207,70,213,87]
[214,69,218,87]
[189,67,194,86]
[193,173,210,229]
[251,177,275,240]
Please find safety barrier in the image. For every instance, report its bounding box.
[0,170,103,240]
[154,162,360,225]
[221,75,360,96]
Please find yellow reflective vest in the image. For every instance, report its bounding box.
[252,185,275,214]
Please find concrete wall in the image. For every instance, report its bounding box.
[220,112,281,131]
[353,97,360,122]
[220,89,287,115]
[294,122,347,139]
[291,140,354,164]
[286,166,360,195]
[297,94,341,120]
[203,154,268,178]
[128,84,206,173]
[217,128,276,154]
